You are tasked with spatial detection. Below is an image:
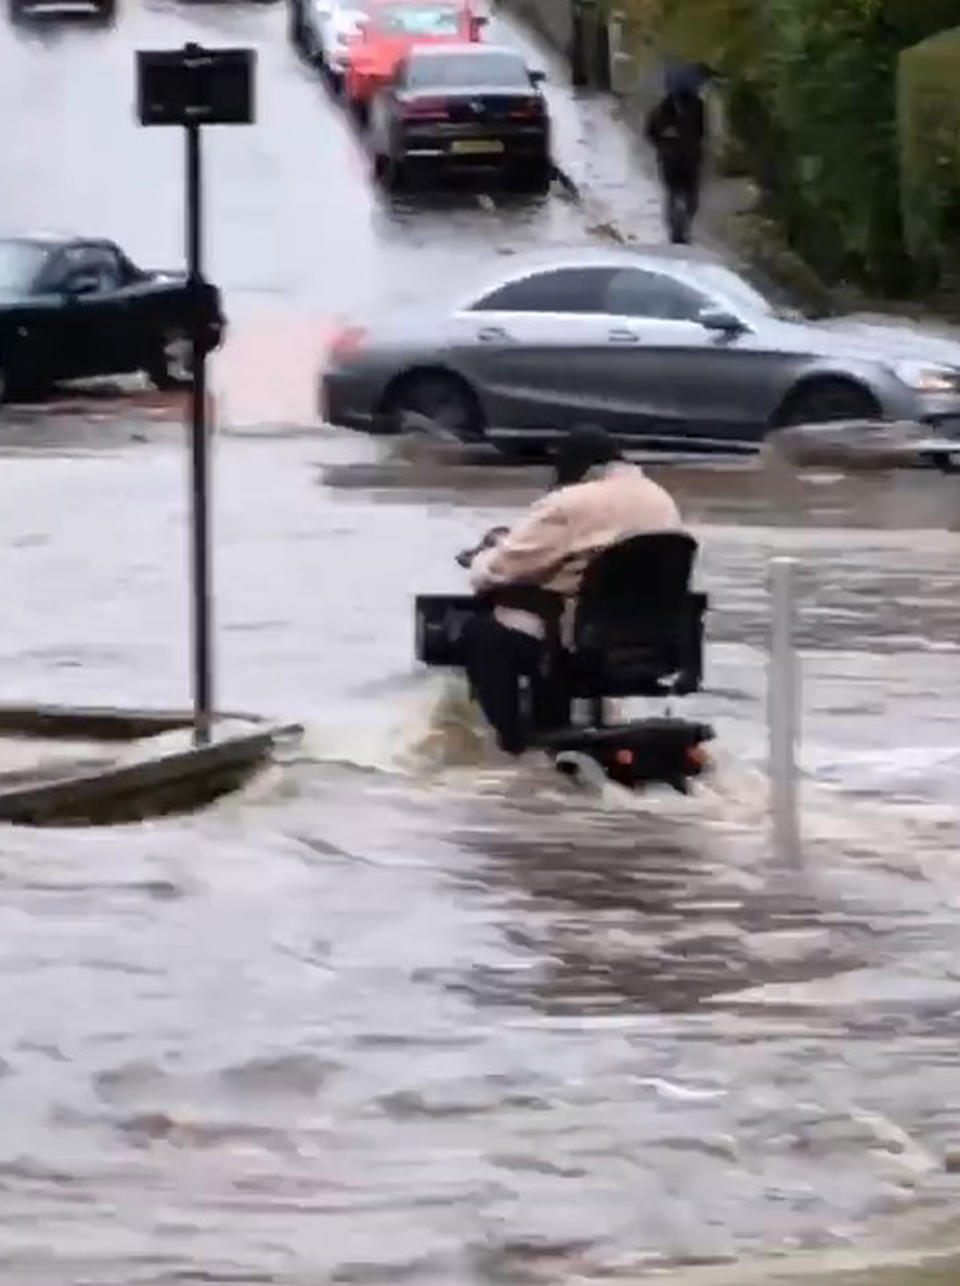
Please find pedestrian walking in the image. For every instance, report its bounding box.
[645,63,713,245]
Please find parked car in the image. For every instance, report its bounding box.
[319,246,960,453]
[0,234,225,405]
[370,44,550,191]
[299,0,371,88]
[343,0,486,126]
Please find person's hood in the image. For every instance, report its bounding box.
[550,459,641,493]
[664,61,708,94]
[589,459,640,482]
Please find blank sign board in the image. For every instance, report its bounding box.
[137,46,255,126]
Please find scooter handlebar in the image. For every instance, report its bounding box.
[456,526,509,568]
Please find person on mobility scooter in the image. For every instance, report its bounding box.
[414,427,715,793]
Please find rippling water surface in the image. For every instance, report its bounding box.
[0,426,958,1284]
[3,0,960,1276]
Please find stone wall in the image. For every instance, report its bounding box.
[499,0,573,58]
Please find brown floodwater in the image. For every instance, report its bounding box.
[2,0,960,1278]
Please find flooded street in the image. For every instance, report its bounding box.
[2,1,960,1283]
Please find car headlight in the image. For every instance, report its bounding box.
[892,360,960,393]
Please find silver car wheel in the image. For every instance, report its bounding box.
[781,377,879,427]
[386,372,482,441]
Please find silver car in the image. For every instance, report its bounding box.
[320,246,960,453]
[301,0,370,88]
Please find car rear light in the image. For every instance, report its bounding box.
[403,97,450,121]
[509,97,545,119]
[328,324,367,360]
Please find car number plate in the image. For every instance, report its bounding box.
[451,139,505,155]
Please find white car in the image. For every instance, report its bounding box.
[302,0,371,88]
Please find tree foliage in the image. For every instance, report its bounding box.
[898,28,960,284]
[620,0,960,293]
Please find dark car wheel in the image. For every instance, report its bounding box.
[511,159,553,195]
[374,151,408,192]
[147,332,193,391]
[383,371,484,441]
[779,378,881,427]
[299,27,318,61]
[492,439,551,463]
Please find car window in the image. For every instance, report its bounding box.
[700,262,808,321]
[471,268,614,313]
[0,239,49,293]
[377,3,461,35]
[58,246,123,292]
[603,268,710,321]
[406,51,527,88]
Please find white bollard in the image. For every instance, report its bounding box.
[768,557,801,863]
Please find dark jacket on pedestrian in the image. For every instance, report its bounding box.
[645,89,705,188]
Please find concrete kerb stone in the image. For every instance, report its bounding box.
[0,705,302,826]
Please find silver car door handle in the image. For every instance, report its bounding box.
[478,326,509,341]
[608,328,638,343]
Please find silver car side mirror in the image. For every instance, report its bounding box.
[699,307,746,335]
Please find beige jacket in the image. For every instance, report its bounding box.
[469,460,682,639]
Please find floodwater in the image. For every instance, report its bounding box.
[2,2,960,1283]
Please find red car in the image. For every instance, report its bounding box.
[344,0,486,125]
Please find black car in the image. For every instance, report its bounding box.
[369,44,551,191]
[0,235,225,405]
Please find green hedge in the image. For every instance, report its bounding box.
[898,28,960,284]
[626,0,960,296]
[656,0,759,69]
[741,0,912,291]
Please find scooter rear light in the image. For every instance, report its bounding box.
[328,324,368,360]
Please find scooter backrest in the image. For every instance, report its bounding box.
[573,531,698,650]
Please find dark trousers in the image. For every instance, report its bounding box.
[463,614,570,755]
[665,178,700,244]
[658,158,702,245]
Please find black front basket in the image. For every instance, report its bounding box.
[414,594,489,667]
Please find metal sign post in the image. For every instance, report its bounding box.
[136,43,255,746]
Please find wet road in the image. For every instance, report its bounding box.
[0,0,660,425]
[3,3,960,1284]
